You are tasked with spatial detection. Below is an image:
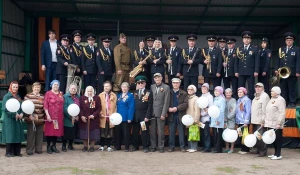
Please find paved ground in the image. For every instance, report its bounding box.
[0,144,299,175]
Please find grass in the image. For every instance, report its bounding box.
[216,166,239,174]
[35,166,107,175]
[251,164,264,170]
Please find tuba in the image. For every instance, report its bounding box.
[65,64,82,95]
[271,66,291,85]
[129,50,153,78]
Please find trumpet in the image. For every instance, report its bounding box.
[271,66,291,85]
[222,50,228,77]
[202,49,211,73]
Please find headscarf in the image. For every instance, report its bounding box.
[9,81,21,101]
[187,85,197,94]
[238,87,247,95]
[84,86,95,102]
[271,86,281,95]
[215,86,225,98]
[50,80,60,88]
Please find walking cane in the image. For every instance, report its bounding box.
[88,117,90,150]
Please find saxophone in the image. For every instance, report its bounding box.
[202,49,211,73]
[129,50,153,78]
[65,64,82,95]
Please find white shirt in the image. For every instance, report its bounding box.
[49,39,57,62]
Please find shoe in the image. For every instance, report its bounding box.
[47,146,52,154]
[181,148,186,152]
[62,146,67,152]
[189,149,196,153]
[68,145,75,150]
[168,148,174,152]
[223,149,230,153]
[35,151,42,154]
[89,147,95,152]
[5,154,13,157]
[202,149,211,153]
[239,151,248,155]
[82,146,88,152]
[107,147,113,152]
[287,103,296,108]
[98,146,104,151]
[228,150,234,154]
[159,149,164,153]
[143,149,149,153]
[150,148,156,152]
[124,149,129,152]
[130,147,137,152]
[186,149,191,152]
[238,151,242,154]
[271,156,282,160]
[212,151,221,153]
[14,154,22,157]
[27,152,33,155]
[267,155,275,158]
[51,146,60,153]
[250,151,259,154]
[257,154,266,157]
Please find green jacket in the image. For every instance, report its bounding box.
[63,92,80,127]
[1,92,25,143]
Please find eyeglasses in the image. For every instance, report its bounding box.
[137,82,144,84]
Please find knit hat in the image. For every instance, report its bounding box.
[271,86,281,95]
[238,87,247,95]
[202,83,209,90]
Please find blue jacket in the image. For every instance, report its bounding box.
[41,40,58,68]
[117,92,135,121]
[236,95,251,124]
[210,96,225,128]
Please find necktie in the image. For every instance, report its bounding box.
[189,48,192,53]
[209,48,212,54]
[139,90,142,99]
[229,49,232,55]
[91,46,94,52]
[244,46,248,51]
[106,48,111,55]
[286,47,289,53]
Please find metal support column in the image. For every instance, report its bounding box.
[0,0,3,69]
[24,16,31,71]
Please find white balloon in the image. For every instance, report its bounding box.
[222,128,230,140]
[67,104,80,117]
[244,134,257,147]
[208,105,220,118]
[181,115,194,126]
[109,113,122,125]
[262,129,276,144]
[223,129,238,143]
[21,100,35,114]
[5,98,20,113]
[196,96,209,108]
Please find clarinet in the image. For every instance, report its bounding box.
[187,48,199,73]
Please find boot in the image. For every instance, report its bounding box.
[47,146,52,154]
[51,145,60,153]
[62,145,67,152]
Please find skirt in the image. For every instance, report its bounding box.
[79,128,100,140]
[100,122,114,138]
[63,126,76,140]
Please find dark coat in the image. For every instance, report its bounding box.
[201,47,222,77]
[79,95,101,130]
[235,45,259,75]
[56,46,71,75]
[133,49,148,73]
[275,45,300,76]
[225,48,237,77]
[148,48,166,74]
[70,43,83,68]
[180,47,201,76]
[41,40,58,68]
[168,89,188,122]
[81,45,98,74]
[165,47,182,75]
[259,48,271,73]
[133,89,153,122]
[96,47,115,75]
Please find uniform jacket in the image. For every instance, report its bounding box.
[116,92,135,121]
[56,45,71,75]
[259,48,271,73]
[275,45,300,76]
[263,95,286,129]
[70,43,83,68]
[133,89,153,122]
[96,46,115,75]
[235,45,259,75]
[165,47,182,75]
[99,92,117,128]
[168,89,188,122]
[201,47,222,77]
[180,47,201,76]
[224,48,237,77]
[133,49,148,72]
[251,92,270,125]
[81,45,98,74]
[151,83,170,117]
[114,43,132,71]
[147,48,166,74]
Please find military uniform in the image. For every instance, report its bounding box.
[133,48,148,77]
[235,31,259,99]
[56,34,71,92]
[180,34,200,91]
[131,76,153,152]
[70,30,83,77]
[218,36,228,86]
[113,33,131,92]
[223,38,238,98]
[258,38,271,94]
[275,32,300,107]
[166,36,182,85]
[143,36,156,87]
[96,36,114,93]
[81,33,98,88]
[201,36,222,89]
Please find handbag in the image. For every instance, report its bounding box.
[241,127,249,145]
[188,124,200,141]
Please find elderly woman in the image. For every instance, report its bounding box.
[224,88,236,153]
[186,85,200,153]
[2,81,24,157]
[235,87,251,154]
[62,83,80,152]
[264,86,286,160]
[210,86,225,153]
[24,82,45,155]
[44,80,64,154]
[115,82,135,152]
[79,86,101,152]
[98,81,117,152]
[148,39,166,83]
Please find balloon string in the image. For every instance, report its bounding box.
[274,120,289,132]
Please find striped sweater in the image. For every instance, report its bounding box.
[24,92,45,125]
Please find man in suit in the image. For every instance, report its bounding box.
[81,33,98,89]
[235,31,259,99]
[70,30,83,77]
[258,38,271,94]
[167,78,188,152]
[150,73,170,153]
[131,75,153,153]
[166,36,182,85]
[275,32,300,108]
[56,34,71,92]
[202,35,223,89]
[41,29,58,91]
[180,34,201,91]
[96,36,115,93]
[223,38,238,98]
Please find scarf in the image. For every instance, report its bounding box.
[9,81,21,101]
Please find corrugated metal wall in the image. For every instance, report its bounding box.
[1,0,25,98]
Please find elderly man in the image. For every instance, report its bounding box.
[168,78,188,152]
[251,82,270,157]
[150,73,170,153]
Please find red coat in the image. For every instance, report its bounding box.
[79,96,101,130]
[44,91,64,136]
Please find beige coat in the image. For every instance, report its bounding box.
[186,95,200,124]
[99,92,117,128]
[263,95,286,129]
[251,92,270,125]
